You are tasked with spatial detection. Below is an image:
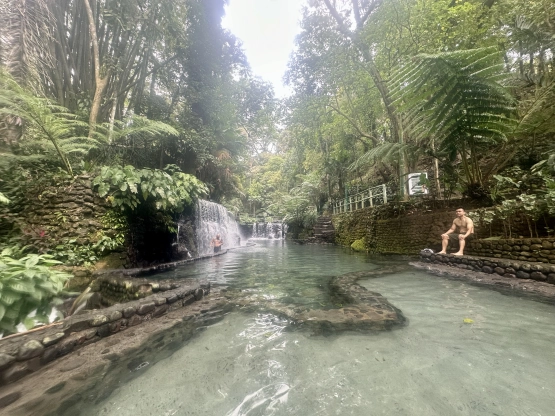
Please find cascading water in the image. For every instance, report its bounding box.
[251,222,287,239]
[173,223,193,260]
[195,200,244,256]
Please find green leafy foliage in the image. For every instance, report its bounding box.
[0,71,93,176]
[269,173,321,232]
[390,47,517,190]
[52,235,123,267]
[0,248,72,334]
[93,164,208,212]
[468,165,555,238]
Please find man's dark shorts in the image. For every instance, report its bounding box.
[214,246,221,253]
[448,233,474,245]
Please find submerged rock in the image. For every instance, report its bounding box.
[263,266,407,334]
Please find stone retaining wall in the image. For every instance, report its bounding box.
[332,204,553,256]
[94,276,182,305]
[0,278,209,386]
[420,251,555,284]
[374,212,453,254]
[332,207,454,254]
[466,238,555,264]
[1,175,115,252]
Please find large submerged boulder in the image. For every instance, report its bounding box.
[265,267,407,334]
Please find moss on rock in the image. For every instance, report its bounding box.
[351,238,366,252]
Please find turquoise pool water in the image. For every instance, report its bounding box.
[78,241,555,416]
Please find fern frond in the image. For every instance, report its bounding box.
[349,142,419,171]
[391,47,517,153]
[0,70,96,175]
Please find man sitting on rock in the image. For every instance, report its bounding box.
[439,207,474,256]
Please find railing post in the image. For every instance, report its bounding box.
[369,189,373,207]
[382,184,387,204]
[349,196,353,212]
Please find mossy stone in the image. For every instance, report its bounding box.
[351,238,366,252]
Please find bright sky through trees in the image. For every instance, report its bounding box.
[222,0,303,98]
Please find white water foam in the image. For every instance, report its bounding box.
[195,200,245,256]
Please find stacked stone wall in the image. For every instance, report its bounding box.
[420,251,555,283]
[0,279,209,386]
[2,175,117,254]
[333,207,457,254]
[374,212,454,254]
[332,204,555,256]
[332,209,372,247]
[466,238,555,264]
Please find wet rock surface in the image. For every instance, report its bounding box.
[234,266,408,335]
[0,277,210,392]
[0,290,230,416]
[294,268,406,333]
[420,251,555,284]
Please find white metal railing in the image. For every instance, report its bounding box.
[331,184,389,214]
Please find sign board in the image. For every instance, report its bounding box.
[407,172,428,195]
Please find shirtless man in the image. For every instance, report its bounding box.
[211,234,223,253]
[439,208,474,256]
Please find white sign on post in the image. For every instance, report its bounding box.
[408,172,428,195]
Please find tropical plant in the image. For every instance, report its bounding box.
[0,71,92,175]
[0,247,72,335]
[390,47,517,196]
[93,164,208,212]
[269,173,321,231]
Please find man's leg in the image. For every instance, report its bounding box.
[454,234,473,256]
[454,235,466,255]
[438,234,449,254]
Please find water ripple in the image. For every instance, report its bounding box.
[226,382,291,416]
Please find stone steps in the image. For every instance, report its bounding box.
[313,216,335,242]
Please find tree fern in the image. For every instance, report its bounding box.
[0,71,92,175]
[390,47,517,188]
[349,142,419,172]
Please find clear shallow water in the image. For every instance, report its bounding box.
[80,241,555,416]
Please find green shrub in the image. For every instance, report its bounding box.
[0,247,72,334]
[93,164,208,212]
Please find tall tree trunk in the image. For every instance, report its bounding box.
[323,0,408,199]
[83,0,109,138]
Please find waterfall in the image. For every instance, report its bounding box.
[195,200,244,256]
[250,222,287,239]
[174,223,192,260]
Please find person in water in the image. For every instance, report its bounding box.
[211,234,223,253]
[439,207,474,256]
